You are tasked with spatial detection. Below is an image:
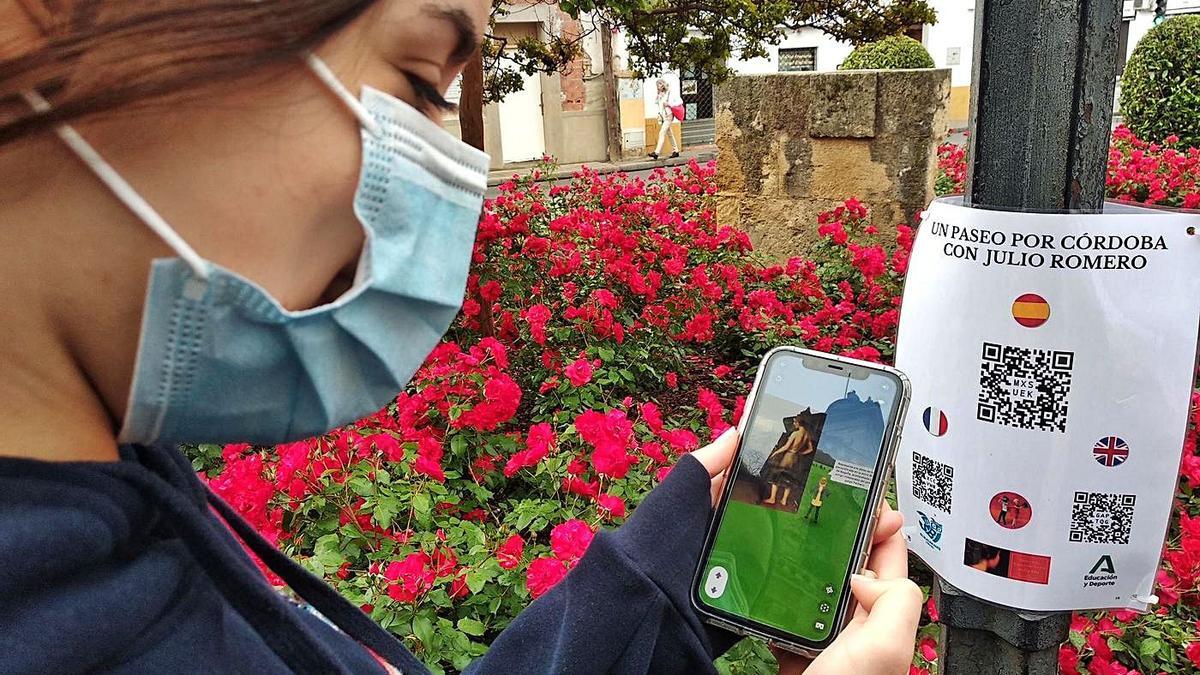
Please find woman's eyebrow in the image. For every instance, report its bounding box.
[424,5,482,66]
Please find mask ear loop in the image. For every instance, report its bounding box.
[304,53,382,138]
[21,90,211,280]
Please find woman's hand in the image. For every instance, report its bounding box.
[687,428,922,674]
[773,503,923,675]
[690,427,739,506]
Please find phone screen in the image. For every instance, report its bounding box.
[696,351,902,644]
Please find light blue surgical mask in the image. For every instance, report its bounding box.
[27,55,490,445]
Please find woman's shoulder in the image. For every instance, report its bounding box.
[0,460,204,671]
[0,456,388,674]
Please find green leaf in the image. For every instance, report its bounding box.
[451,652,473,672]
[413,492,433,524]
[374,495,400,529]
[1139,637,1161,658]
[466,568,491,594]
[413,616,435,648]
[457,618,486,636]
[314,533,344,568]
[348,476,376,497]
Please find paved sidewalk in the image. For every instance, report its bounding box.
[487,145,717,187]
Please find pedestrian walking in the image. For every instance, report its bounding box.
[648,78,683,160]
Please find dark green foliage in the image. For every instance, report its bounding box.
[839,35,935,70]
[1119,15,1200,149]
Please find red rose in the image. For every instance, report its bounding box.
[562,476,599,497]
[564,358,594,387]
[1187,641,1200,670]
[221,443,251,462]
[596,493,627,519]
[1057,645,1078,673]
[576,409,637,478]
[496,534,525,570]
[479,280,503,303]
[384,552,434,603]
[1085,629,1113,661]
[918,636,937,662]
[503,422,557,477]
[362,433,404,463]
[449,573,470,599]
[526,557,568,599]
[550,519,594,566]
[413,435,446,482]
[524,303,551,345]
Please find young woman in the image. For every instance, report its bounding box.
[648,77,682,160]
[0,2,922,673]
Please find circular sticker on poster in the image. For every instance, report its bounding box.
[923,406,949,437]
[1012,293,1050,328]
[989,491,1032,529]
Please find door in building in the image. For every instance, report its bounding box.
[498,70,546,163]
[679,67,715,146]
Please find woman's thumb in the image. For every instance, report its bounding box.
[691,427,738,478]
[849,574,923,630]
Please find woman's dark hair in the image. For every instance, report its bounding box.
[0,0,377,146]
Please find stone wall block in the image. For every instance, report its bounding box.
[716,69,951,261]
[809,72,878,138]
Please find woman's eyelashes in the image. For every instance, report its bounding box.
[403,71,457,114]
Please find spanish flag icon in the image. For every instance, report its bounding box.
[1012,293,1050,328]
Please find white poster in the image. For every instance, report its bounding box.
[895,197,1200,612]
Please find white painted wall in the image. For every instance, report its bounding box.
[920,0,1200,91]
[579,13,605,75]
[727,27,854,74]
[1124,0,1200,64]
[923,0,975,88]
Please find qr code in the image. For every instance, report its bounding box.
[911,452,953,513]
[1069,491,1136,545]
[977,342,1074,433]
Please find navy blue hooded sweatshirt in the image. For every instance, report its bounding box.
[0,444,736,674]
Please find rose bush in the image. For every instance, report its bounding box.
[935,125,1200,207]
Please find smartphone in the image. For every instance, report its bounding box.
[691,347,910,656]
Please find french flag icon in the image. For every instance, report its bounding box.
[923,406,948,437]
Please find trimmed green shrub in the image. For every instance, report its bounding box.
[840,35,934,70]
[1119,15,1200,149]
